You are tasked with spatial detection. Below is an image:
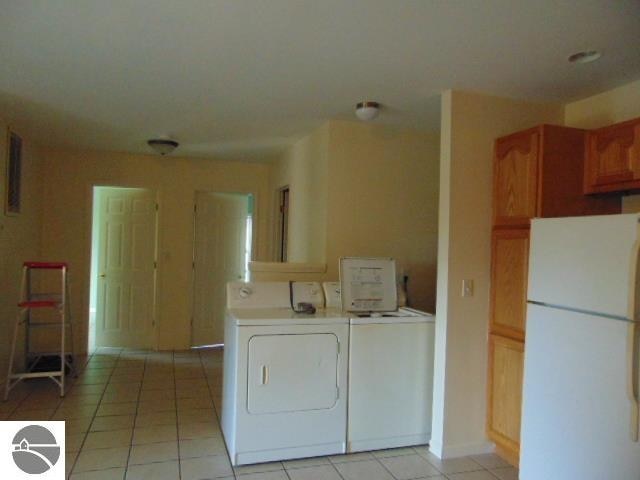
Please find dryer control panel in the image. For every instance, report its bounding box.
[227,282,291,309]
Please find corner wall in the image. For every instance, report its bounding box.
[564,78,640,129]
[269,120,440,311]
[325,120,440,312]
[269,124,329,263]
[431,90,563,457]
[39,148,272,353]
[0,122,44,382]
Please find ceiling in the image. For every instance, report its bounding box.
[1,1,639,160]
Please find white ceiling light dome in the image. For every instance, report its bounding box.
[355,101,380,121]
[147,138,179,155]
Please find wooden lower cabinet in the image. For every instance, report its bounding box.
[490,229,529,340]
[487,334,524,466]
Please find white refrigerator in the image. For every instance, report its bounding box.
[521,214,640,479]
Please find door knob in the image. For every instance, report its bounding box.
[99,273,106,278]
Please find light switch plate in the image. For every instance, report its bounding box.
[462,279,474,297]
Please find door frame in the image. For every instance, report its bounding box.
[87,183,160,352]
[189,190,256,347]
[274,186,289,262]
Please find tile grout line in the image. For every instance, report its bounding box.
[328,460,348,480]
[51,351,95,418]
[173,350,184,480]
[372,453,404,480]
[197,347,238,480]
[53,350,100,478]
[68,348,124,478]
[123,350,148,480]
[415,448,497,479]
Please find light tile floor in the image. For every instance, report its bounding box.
[1,348,520,480]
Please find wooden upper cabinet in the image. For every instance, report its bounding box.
[493,129,539,227]
[490,229,529,340]
[584,117,640,194]
[493,125,620,227]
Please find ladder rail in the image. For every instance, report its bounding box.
[24,265,30,375]
[60,265,66,395]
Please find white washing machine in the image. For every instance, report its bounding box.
[221,281,349,466]
[334,257,436,452]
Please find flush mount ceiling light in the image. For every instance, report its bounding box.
[568,50,602,64]
[147,138,179,155]
[355,101,380,121]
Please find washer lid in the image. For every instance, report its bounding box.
[349,308,434,325]
[228,308,348,326]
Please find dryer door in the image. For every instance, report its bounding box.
[247,333,339,414]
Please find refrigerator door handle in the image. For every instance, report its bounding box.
[629,322,640,442]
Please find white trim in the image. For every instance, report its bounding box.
[429,440,495,459]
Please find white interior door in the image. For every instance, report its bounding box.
[95,187,157,348]
[192,192,250,346]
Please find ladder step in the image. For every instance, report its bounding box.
[18,300,60,308]
[24,261,67,269]
[29,293,62,301]
[28,322,73,327]
[9,371,63,379]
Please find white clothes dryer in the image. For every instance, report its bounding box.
[221,281,349,466]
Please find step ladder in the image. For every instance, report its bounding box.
[4,262,77,400]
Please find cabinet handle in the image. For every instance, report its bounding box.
[261,365,269,385]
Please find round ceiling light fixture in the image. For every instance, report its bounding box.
[147,138,179,155]
[355,101,380,121]
[568,50,601,64]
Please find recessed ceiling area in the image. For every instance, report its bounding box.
[0,1,639,160]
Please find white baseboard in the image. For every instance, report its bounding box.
[429,440,495,459]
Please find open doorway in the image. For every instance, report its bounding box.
[89,186,158,351]
[275,186,289,262]
[191,191,253,347]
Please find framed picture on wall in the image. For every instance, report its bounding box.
[5,129,22,216]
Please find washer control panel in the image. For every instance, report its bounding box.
[322,282,342,308]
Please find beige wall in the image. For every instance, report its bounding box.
[269,124,329,263]
[564,78,640,129]
[431,90,563,457]
[39,148,272,353]
[0,122,44,382]
[564,78,640,213]
[325,120,440,312]
[270,120,440,311]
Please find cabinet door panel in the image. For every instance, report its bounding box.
[494,129,539,226]
[584,119,640,193]
[490,229,529,340]
[487,334,524,460]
